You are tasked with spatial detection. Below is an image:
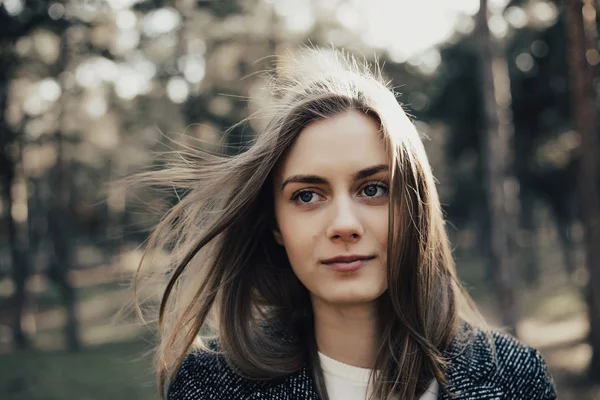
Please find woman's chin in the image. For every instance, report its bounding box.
[316,287,386,307]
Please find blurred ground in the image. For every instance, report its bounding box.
[0,242,599,400]
[0,340,155,400]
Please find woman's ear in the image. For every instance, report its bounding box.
[273,228,284,246]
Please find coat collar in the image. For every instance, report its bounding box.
[249,323,503,400]
[437,324,503,399]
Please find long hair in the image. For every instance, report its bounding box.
[131,48,487,400]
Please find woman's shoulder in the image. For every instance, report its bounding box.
[166,349,222,399]
[167,346,264,400]
[167,325,302,400]
[490,328,547,366]
[490,329,557,398]
[444,323,557,399]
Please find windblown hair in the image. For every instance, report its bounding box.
[132,48,487,400]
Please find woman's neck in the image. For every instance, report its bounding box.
[312,297,380,369]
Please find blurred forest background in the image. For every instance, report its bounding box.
[0,0,599,399]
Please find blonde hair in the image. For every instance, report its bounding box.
[131,47,487,400]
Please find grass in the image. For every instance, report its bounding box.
[0,339,158,400]
[0,266,158,400]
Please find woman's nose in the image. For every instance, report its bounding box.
[325,198,364,242]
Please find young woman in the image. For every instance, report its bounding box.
[134,49,557,400]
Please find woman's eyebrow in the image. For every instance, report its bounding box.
[354,164,388,180]
[280,164,388,191]
[280,175,327,191]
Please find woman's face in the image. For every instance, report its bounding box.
[273,110,389,306]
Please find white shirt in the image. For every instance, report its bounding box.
[318,351,439,400]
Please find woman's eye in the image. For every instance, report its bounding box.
[292,190,321,204]
[299,191,314,203]
[361,183,388,197]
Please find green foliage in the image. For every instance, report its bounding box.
[197,0,244,18]
[427,36,486,227]
[425,11,590,230]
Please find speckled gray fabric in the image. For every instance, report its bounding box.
[168,325,557,399]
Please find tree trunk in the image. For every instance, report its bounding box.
[520,192,539,284]
[47,129,81,352]
[563,0,600,381]
[42,32,81,352]
[515,124,539,285]
[1,138,31,349]
[476,0,521,334]
[0,33,31,349]
[555,212,576,276]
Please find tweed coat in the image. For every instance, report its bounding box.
[168,325,557,400]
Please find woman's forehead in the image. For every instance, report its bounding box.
[276,111,387,178]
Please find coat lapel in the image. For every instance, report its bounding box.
[246,363,320,400]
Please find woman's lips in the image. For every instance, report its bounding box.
[321,256,375,272]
